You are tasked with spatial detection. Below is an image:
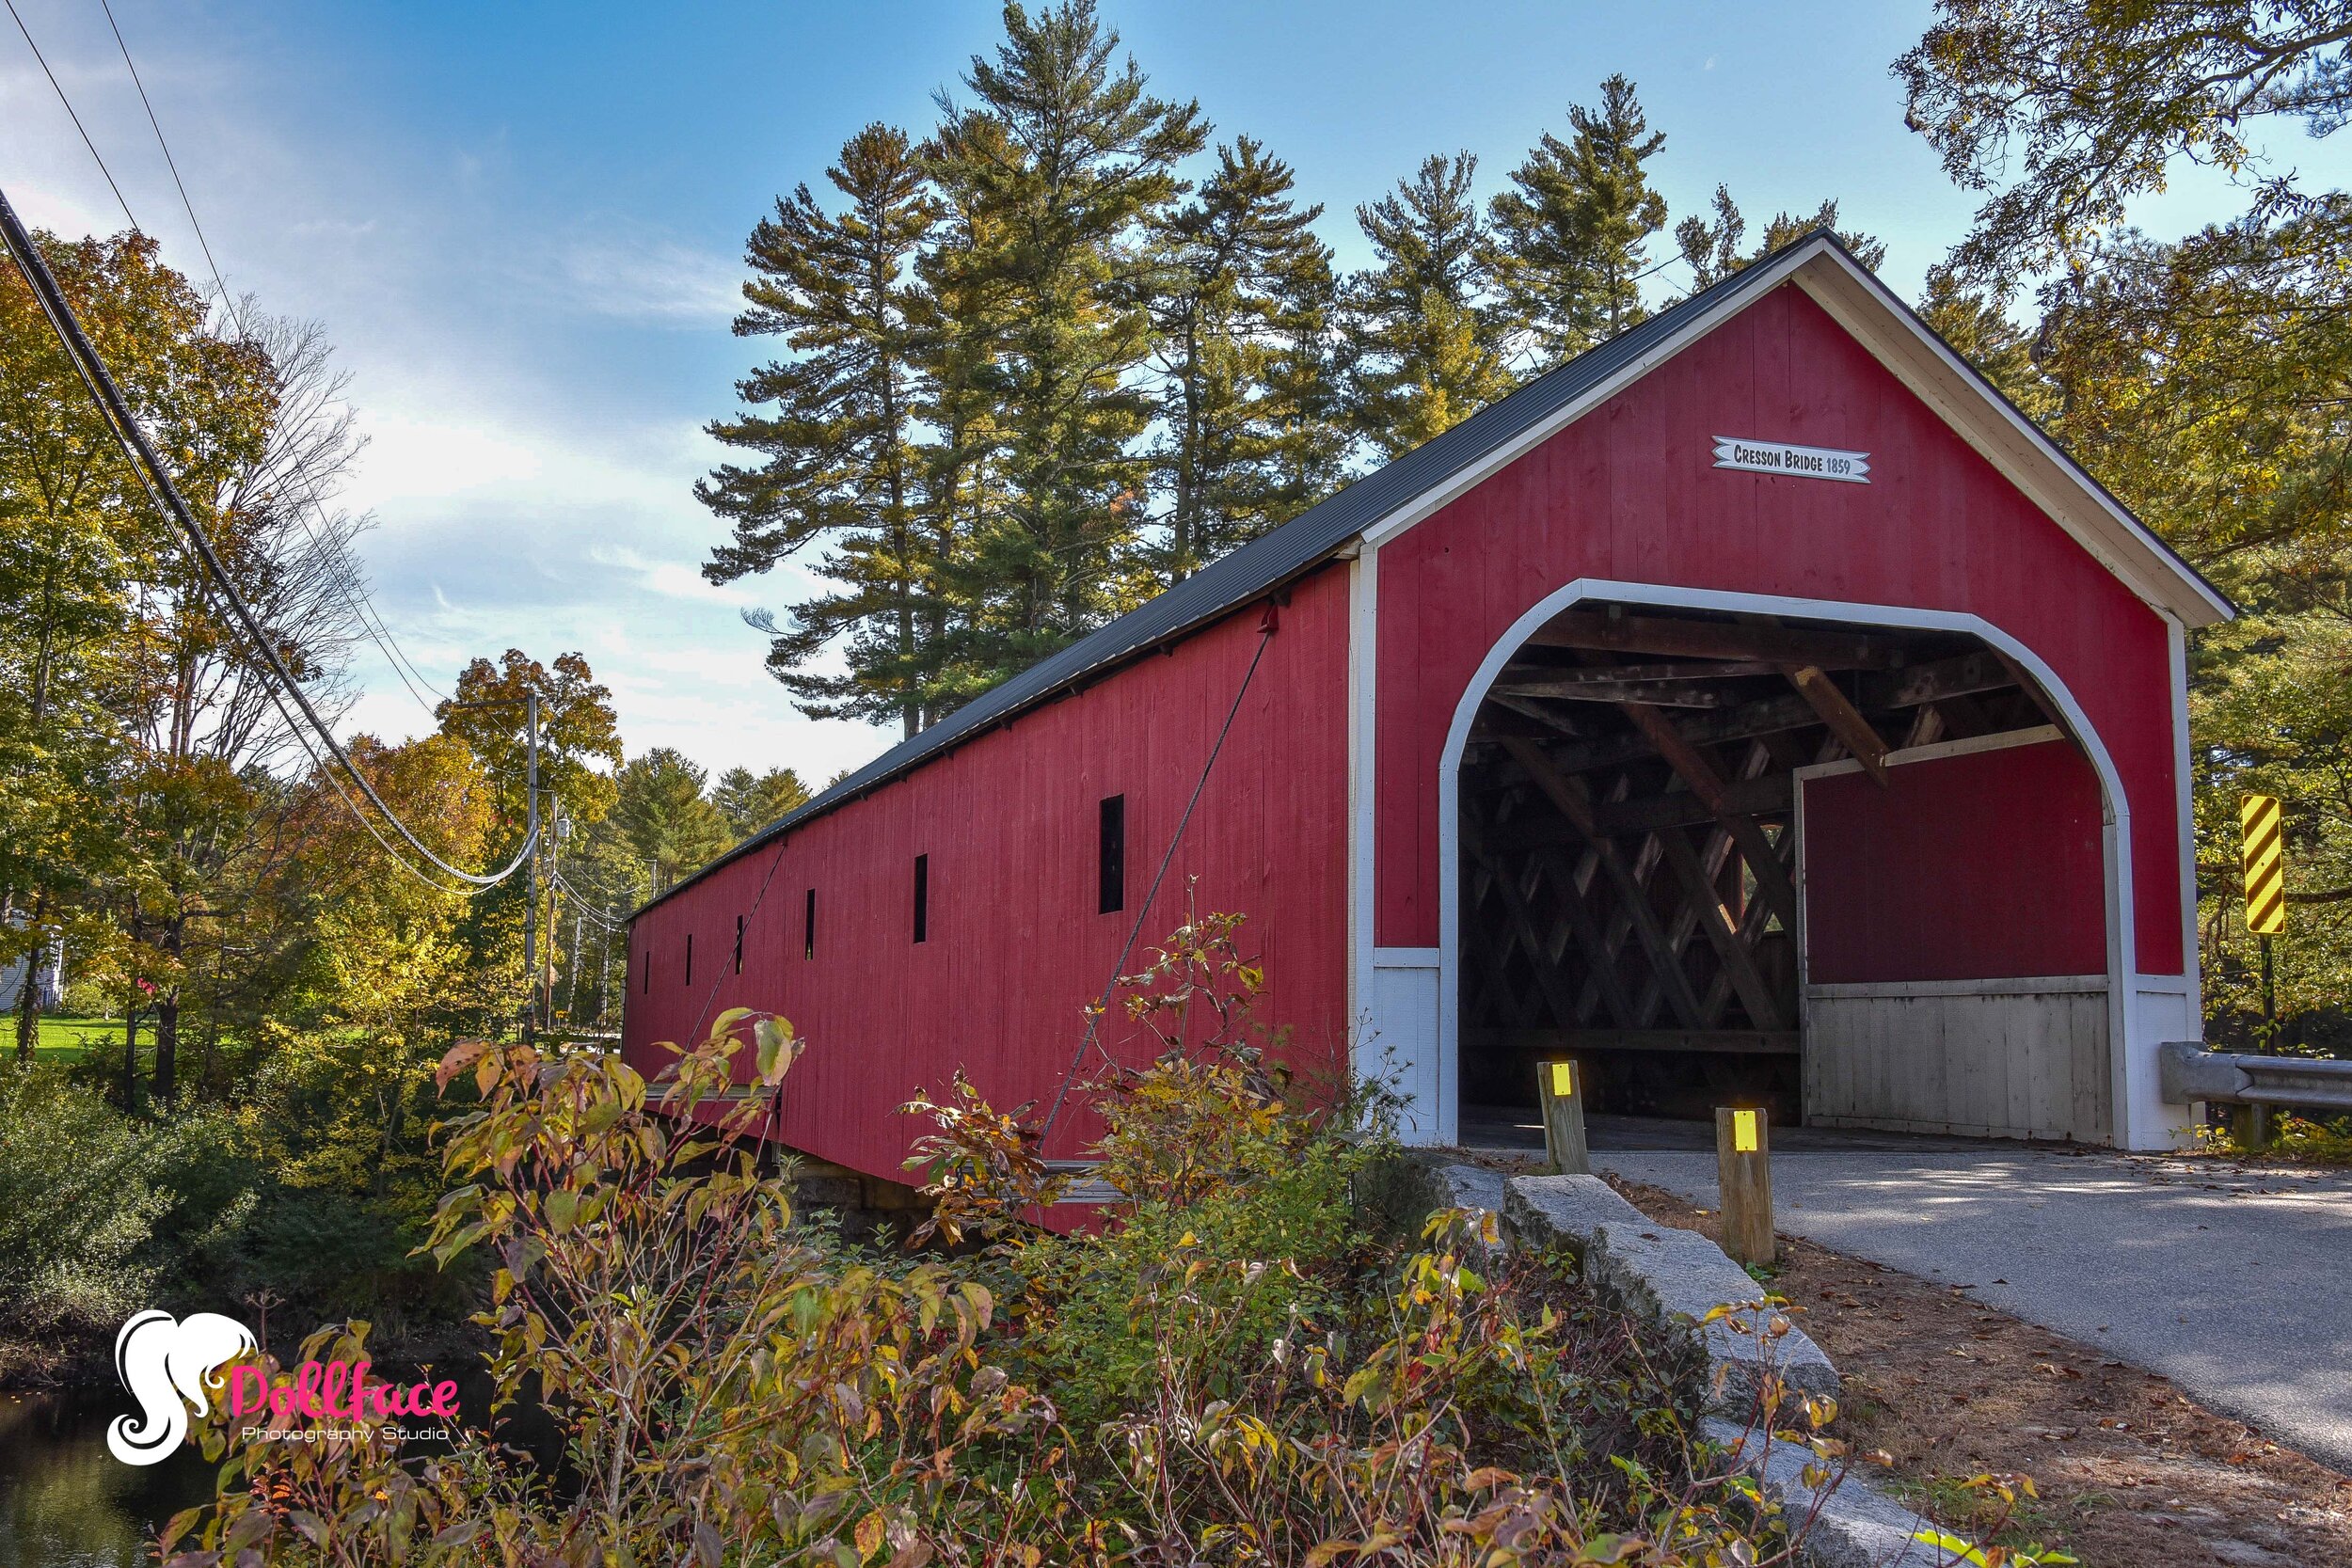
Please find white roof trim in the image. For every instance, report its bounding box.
[1359,235,2233,629]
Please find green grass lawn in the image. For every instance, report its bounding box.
[30,1015,127,1062]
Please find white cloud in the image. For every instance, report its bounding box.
[551,234,742,325]
[351,411,544,502]
[587,543,752,606]
[4,175,124,241]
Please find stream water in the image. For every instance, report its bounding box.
[0,1370,558,1566]
[0,1386,214,1568]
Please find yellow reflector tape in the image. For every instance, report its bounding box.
[1549,1061,1574,1099]
[2241,794,2287,936]
[1732,1108,1759,1154]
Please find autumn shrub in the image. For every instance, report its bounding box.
[215,1026,474,1336]
[2205,1109,2352,1164]
[0,1064,252,1372]
[159,917,1816,1566]
[987,912,1379,1441]
[166,1011,1063,1566]
[910,914,1804,1561]
[0,1065,172,1346]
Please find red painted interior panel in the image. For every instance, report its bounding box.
[1374,284,2185,975]
[1802,740,2107,984]
[622,563,1353,1171]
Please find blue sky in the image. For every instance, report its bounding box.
[5,1,2331,782]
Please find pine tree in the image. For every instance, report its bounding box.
[1345,152,1514,456]
[1674,184,1748,290]
[1675,189,1885,291]
[698,123,943,736]
[711,765,812,839]
[612,749,731,897]
[1143,136,1338,579]
[1487,75,1669,365]
[1261,251,1353,526]
[928,0,1207,684]
[1751,199,1884,269]
[910,109,1020,717]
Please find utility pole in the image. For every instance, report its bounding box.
[597,908,613,1025]
[522,689,540,1043]
[565,909,584,1023]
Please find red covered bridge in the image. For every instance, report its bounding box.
[624,233,2230,1171]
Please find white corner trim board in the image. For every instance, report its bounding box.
[1366,948,1443,1144]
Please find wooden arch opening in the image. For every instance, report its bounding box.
[1455,600,2112,1144]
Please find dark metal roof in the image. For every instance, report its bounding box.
[634,230,2224,914]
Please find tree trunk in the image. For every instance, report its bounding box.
[12,891,47,1063]
[121,1004,141,1115]
[152,914,183,1110]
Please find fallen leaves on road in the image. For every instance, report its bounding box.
[1610,1175,2352,1568]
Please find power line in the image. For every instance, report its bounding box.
[1039,616,1277,1141]
[550,874,628,933]
[92,0,210,284]
[5,0,137,231]
[90,0,451,719]
[0,182,532,890]
[9,0,449,721]
[266,659,516,895]
[4,216,506,896]
[686,832,793,1044]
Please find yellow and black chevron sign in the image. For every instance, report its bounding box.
[2241,794,2287,936]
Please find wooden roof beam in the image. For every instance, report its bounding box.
[1524,609,1908,669]
[1867,649,2013,708]
[1500,657,1787,685]
[1990,647,2074,736]
[1535,691,1822,775]
[1492,677,1729,707]
[1485,771,1793,844]
[1486,692,1584,739]
[1783,664,1890,784]
[1597,772,1790,833]
[1504,651,2018,781]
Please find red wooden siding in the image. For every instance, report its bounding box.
[1375,284,2185,975]
[1802,740,2107,985]
[623,564,1353,1171]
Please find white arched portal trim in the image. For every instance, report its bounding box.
[1360,578,2191,1151]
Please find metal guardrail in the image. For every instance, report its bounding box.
[1043,1159,1121,1205]
[2159,1040,2352,1114]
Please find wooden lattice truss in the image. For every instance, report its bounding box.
[1458,609,2066,1067]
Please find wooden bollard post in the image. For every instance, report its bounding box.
[1715,1105,1774,1267]
[1536,1059,1590,1175]
[2229,1101,2272,1155]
